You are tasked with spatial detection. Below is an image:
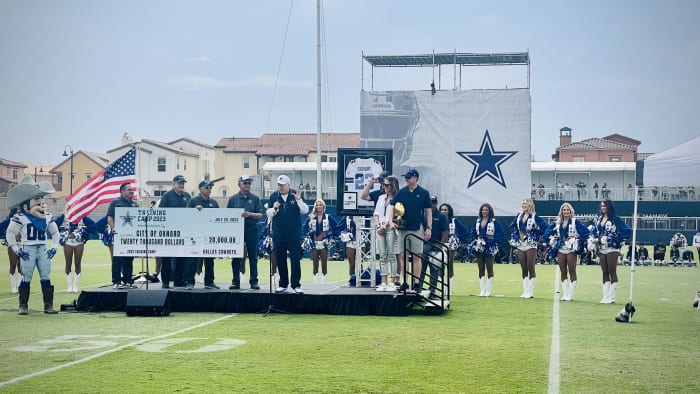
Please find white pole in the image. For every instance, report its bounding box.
[316,0,322,199]
[629,186,639,305]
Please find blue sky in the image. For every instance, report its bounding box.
[1,0,699,165]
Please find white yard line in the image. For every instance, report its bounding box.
[548,267,561,394]
[0,314,235,388]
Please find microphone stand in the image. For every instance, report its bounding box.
[134,201,155,288]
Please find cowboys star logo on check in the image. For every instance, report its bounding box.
[457,130,517,188]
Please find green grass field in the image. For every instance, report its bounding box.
[1,244,699,393]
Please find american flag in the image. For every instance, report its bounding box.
[65,147,138,224]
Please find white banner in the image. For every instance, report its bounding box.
[113,207,245,258]
[361,89,531,216]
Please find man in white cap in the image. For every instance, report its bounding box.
[267,175,309,293]
[227,175,263,290]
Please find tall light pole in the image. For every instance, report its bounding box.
[62,145,74,195]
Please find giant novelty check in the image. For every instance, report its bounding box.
[113,207,245,258]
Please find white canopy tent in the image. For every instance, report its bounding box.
[627,135,700,318]
[643,135,700,187]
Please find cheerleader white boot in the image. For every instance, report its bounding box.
[485,277,494,297]
[609,282,617,303]
[9,273,18,293]
[567,280,577,301]
[560,279,570,301]
[479,277,486,296]
[600,281,611,304]
[72,273,81,293]
[66,273,74,293]
[519,278,529,298]
[527,278,536,298]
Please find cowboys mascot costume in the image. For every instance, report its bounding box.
[5,176,61,315]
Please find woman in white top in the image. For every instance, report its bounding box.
[374,175,400,291]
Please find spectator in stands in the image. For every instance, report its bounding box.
[593,182,599,199]
[592,199,631,304]
[693,232,700,259]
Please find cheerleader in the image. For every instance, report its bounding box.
[1,208,22,293]
[55,207,96,293]
[302,199,337,284]
[591,199,631,304]
[469,203,504,297]
[543,202,590,301]
[439,203,468,294]
[336,216,359,285]
[509,198,548,299]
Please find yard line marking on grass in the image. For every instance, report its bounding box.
[0,314,235,388]
[548,267,561,394]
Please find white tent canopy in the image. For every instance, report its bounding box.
[643,135,700,187]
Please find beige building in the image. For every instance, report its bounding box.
[49,151,109,197]
[0,158,27,195]
[215,132,359,199]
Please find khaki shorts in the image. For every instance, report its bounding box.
[398,227,425,256]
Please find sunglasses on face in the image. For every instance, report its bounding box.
[242,182,251,185]
[383,183,391,187]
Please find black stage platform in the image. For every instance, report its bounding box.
[76,282,416,316]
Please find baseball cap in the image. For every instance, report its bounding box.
[238,174,252,183]
[378,171,391,181]
[173,175,187,183]
[277,175,291,185]
[403,168,419,178]
[431,195,438,203]
[198,180,213,189]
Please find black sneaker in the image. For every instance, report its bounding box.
[250,283,260,290]
[229,284,240,290]
[205,283,220,289]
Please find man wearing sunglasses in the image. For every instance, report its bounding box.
[227,175,263,290]
[188,180,220,289]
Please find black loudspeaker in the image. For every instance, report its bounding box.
[125,289,171,317]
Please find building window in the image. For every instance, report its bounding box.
[243,155,250,169]
[158,157,166,172]
[321,154,328,162]
[57,175,63,185]
[573,157,585,162]
[176,158,180,170]
[184,159,187,170]
[12,169,18,179]
[609,156,621,162]
[221,187,228,197]
[329,156,337,163]
[86,174,92,180]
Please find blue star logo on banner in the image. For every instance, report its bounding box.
[457,130,517,188]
